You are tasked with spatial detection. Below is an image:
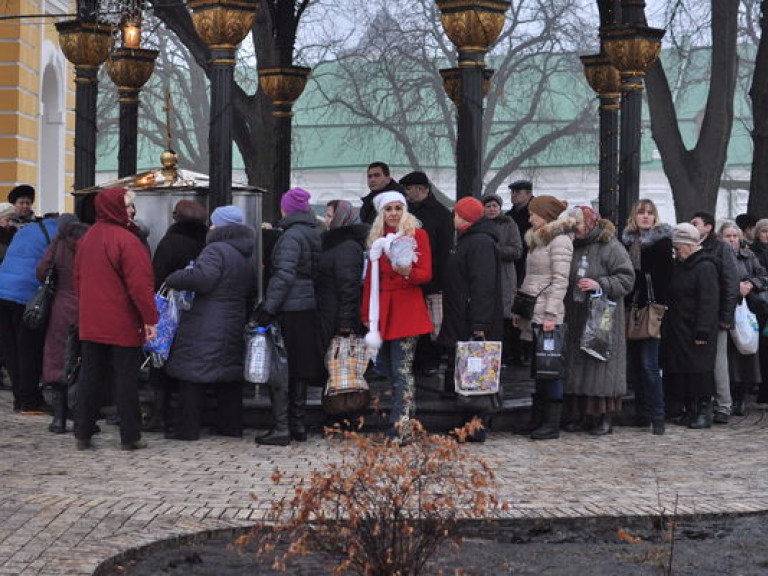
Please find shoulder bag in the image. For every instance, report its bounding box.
[511,282,552,320]
[23,225,57,330]
[626,273,666,340]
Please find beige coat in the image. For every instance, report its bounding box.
[516,217,575,340]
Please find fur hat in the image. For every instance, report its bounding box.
[528,195,568,223]
[455,197,484,224]
[8,184,34,204]
[672,222,700,246]
[280,187,311,214]
[373,191,407,213]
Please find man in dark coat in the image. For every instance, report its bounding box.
[74,188,158,451]
[400,170,454,376]
[359,161,406,224]
[438,197,502,442]
[691,211,740,423]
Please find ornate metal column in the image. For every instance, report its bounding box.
[258,66,311,200]
[581,54,621,224]
[602,25,664,225]
[55,20,113,190]
[188,0,256,210]
[105,48,158,177]
[436,0,509,200]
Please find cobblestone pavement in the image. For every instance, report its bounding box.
[2,388,768,575]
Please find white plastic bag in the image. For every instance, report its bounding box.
[730,299,759,355]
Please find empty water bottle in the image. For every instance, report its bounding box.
[573,255,588,302]
[244,325,271,384]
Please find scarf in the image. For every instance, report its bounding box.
[329,200,360,230]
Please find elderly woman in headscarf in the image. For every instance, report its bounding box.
[562,206,634,436]
[316,200,369,354]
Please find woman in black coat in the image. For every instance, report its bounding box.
[437,198,502,442]
[163,206,257,440]
[662,224,720,429]
[316,200,368,352]
[143,200,209,433]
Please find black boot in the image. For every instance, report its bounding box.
[256,382,290,446]
[514,394,545,435]
[530,400,562,440]
[289,379,307,442]
[689,397,712,429]
[142,386,166,432]
[589,413,613,436]
[731,385,748,417]
[673,399,696,426]
[48,385,67,434]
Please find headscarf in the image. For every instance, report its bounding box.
[328,200,360,230]
[572,205,601,234]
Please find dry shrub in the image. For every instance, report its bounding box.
[240,418,507,575]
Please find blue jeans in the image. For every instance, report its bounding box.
[628,338,664,421]
[535,378,563,400]
[376,336,417,437]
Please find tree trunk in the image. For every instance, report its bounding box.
[748,0,768,216]
[645,0,739,221]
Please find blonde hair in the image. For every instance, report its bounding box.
[367,207,419,247]
[625,199,661,232]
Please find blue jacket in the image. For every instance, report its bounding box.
[0,219,58,305]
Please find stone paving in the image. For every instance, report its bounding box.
[2,387,768,575]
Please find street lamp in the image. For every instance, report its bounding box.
[581,53,621,224]
[436,0,510,199]
[602,24,664,225]
[55,20,113,190]
[187,0,257,210]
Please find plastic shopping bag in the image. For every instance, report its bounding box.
[143,289,180,365]
[731,299,759,355]
[533,324,567,380]
[580,292,616,362]
[454,340,502,395]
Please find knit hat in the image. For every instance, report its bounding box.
[373,191,407,213]
[455,197,484,225]
[754,218,768,240]
[0,202,15,220]
[508,180,533,192]
[481,193,503,208]
[280,187,311,214]
[528,195,568,223]
[8,184,34,204]
[399,171,430,187]
[211,205,244,228]
[672,222,700,246]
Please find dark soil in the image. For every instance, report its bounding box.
[99,513,768,576]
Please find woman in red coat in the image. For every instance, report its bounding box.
[362,192,432,443]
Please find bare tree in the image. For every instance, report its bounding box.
[307,0,596,198]
[645,0,740,219]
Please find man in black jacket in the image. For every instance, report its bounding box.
[400,171,454,377]
[359,162,405,224]
[691,211,740,424]
[505,179,534,366]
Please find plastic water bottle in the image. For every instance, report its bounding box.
[244,326,271,384]
[573,255,588,302]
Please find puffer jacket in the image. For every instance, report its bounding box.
[516,217,575,340]
[264,210,322,314]
[700,233,740,325]
[0,217,57,305]
[164,224,257,384]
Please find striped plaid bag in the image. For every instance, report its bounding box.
[323,335,370,414]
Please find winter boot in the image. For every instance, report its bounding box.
[288,379,308,442]
[142,386,166,432]
[514,394,545,435]
[688,397,713,429]
[530,400,562,440]
[589,413,613,436]
[731,385,748,417]
[48,385,67,434]
[256,382,290,446]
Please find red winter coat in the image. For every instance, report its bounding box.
[75,188,158,347]
[362,227,433,340]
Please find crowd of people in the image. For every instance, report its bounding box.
[1,164,766,449]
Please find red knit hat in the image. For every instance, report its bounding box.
[455,197,484,225]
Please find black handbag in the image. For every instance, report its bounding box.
[23,228,58,330]
[511,283,552,320]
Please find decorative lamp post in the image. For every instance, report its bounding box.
[580,53,621,224]
[55,20,113,190]
[439,67,495,107]
[602,25,664,225]
[258,65,311,200]
[436,0,509,199]
[105,25,159,178]
[188,0,257,210]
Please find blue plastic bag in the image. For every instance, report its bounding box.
[143,291,180,363]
